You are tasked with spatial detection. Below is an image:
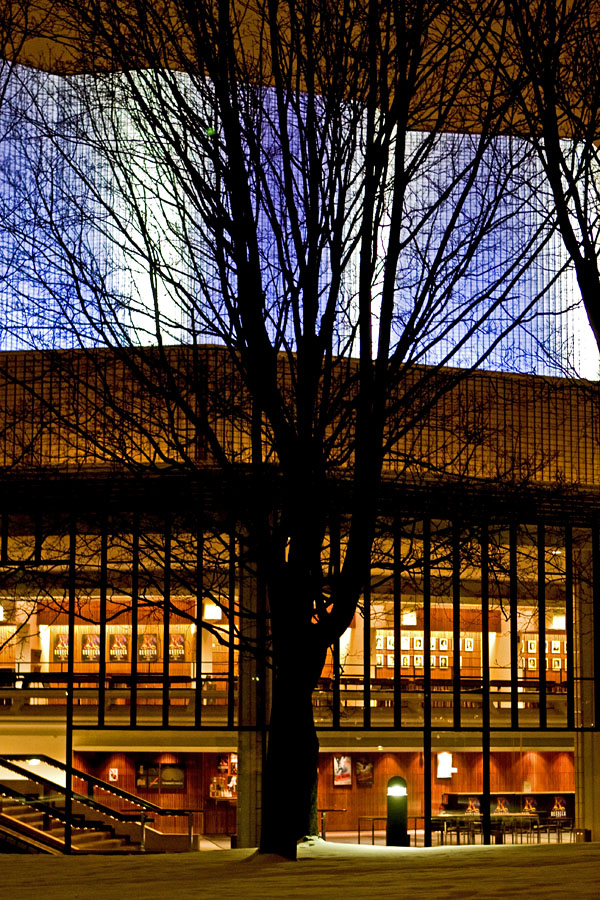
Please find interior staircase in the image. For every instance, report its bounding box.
[0,792,141,854]
[0,754,200,854]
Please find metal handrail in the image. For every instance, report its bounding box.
[0,754,202,848]
[0,758,143,824]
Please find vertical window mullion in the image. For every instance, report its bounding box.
[452,522,461,730]
[481,522,491,845]
[393,520,402,729]
[537,524,547,729]
[363,576,371,730]
[510,524,519,730]
[65,516,76,854]
[331,516,341,730]
[228,529,236,728]
[565,526,574,729]
[98,516,107,728]
[423,519,432,848]
[162,517,171,728]
[195,519,203,728]
[130,515,139,728]
[594,525,600,730]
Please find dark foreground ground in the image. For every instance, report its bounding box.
[4,840,600,899]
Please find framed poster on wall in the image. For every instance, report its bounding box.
[53,633,69,662]
[109,633,129,661]
[333,755,352,787]
[355,757,374,786]
[138,633,159,662]
[168,632,186,661]
[81,633,100,662]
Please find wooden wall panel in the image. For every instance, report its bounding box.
[317,752,425,831]
[74,750,205,834]
[316,750,574,832]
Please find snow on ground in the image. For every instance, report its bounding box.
[4,840,600,899]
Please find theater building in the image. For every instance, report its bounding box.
[0,348,598,849]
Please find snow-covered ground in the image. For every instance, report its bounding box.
[5,839,600,899]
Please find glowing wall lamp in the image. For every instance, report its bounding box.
[203,602,222,621]
[437,752,458,779]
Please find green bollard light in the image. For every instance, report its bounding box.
[386,776,409,846]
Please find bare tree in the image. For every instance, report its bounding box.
[490,0,600,361]
[0,0,574,857]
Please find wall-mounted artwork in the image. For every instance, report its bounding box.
[334,756,352,787]
[355,757,374,786]
[81,633,100,661]
[109,633,129,661]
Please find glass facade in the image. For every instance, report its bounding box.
[0,509,595,841]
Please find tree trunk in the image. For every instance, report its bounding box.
[259,667,320,859]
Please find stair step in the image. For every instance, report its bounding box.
[70,830,113,844]
[73,838,130,852]
[1,804,33,816]
[8,810,45,823]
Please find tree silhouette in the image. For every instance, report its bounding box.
[0,0,575,857]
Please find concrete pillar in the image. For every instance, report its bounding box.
[575,731,600,840]
[574,537,599,838]
[237,728,265,848]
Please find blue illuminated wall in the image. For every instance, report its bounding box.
[0,62,597,379]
